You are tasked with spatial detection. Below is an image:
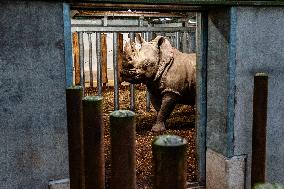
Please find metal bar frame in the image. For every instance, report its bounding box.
[143,32,151,112]
[175,31,180,50]
[129,32,136,111]
[195,12,207,185]
[182,31,188,53]
[78,32,85,94]
[188,30,196,53]
[72,26,195,32]
[87,33,94,87]
[96,32,103,95]
[113,32,120,110]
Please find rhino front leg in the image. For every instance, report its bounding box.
[150,94,162,112]
[151,93,177,132]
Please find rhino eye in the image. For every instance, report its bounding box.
[143,62,150,69]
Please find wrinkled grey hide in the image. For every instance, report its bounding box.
[122,34,196,131]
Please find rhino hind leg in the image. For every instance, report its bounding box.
[151,93,177,132]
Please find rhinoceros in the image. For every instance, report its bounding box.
[121,34,196,132]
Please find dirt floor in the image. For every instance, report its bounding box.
[85,85,198,189]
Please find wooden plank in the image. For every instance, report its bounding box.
[72,32,81,85]
[101,33,108,85]
[118,33,123,83]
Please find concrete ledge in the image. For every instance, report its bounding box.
[187,182,205,189]
[206,149,246,189]
[49,179,70,189]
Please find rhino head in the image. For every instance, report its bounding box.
[122,34,174,84]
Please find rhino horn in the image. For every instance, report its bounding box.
[130,42,137,52]
[135,33,146,44]
[124,42,132,56]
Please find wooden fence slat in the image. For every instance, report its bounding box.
[72,32,80,85]
[118,33,123,83]
[101,33,108,85]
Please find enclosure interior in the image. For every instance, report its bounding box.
[70,6,198,188]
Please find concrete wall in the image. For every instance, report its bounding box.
[206,8,231,156]
[0,2,69,188]
[206,6,284,188]
[234,7,284,185]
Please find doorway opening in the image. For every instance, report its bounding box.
[68,4,206,188]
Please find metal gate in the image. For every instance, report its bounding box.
[72,24,196,111]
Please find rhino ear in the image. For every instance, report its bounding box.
[157,36,165,48]
[154,36,174,81]
[135,33,145,44]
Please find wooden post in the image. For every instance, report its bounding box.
[66,86,84,189]
[72,32,81,85]
[110,110,136,189]
[117,33,123,83]
[251,73,268,187]
[101,33,108,87]
[152,135,187,189]
[82,96,105,189]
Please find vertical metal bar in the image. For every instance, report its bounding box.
[144,32,151,112]
[148,31,153,42]
[113,32,119,110]
[175,31,180,50]
[139,16,144,27]
[129,32,135,111]
[87,33,93,88]
[103,15,108,26]
[188,31,196,53]
[79,32,85,95]
[195,12,208,186]
[146,91,151,112]
[96,32,102,96]
[170,34,175,47]
[251,73,268,187]
[182,31,187,53]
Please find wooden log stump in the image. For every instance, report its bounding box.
[82,96,105,189]
[110,110,136,189]
[152,135,188,189]
[66,86,84,189]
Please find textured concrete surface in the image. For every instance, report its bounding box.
[234,7,284,186]
[207,6,284,188]
[206,149,245,189]
[206,8,231,156]
[0,2,69,188]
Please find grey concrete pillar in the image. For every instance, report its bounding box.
[206,7,246,189]
[0,1,68,188]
